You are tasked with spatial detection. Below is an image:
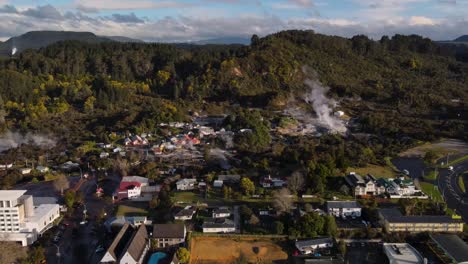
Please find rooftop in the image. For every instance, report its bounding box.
[380,208,463,224]
[326,200,361,209]
[122,176,149,184]
[24,204,59,223]
[295,237,333,249]
[383,243,423,264]
[0,190,27,201]
[203,218,235,228]
[431,234,468,263]
[153,224,186,238]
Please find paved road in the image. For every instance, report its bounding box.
[437,160,468,220]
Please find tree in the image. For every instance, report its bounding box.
[288,170,305,194]
[0,241,28,264]
[324,215,337,236]
[272,221,284,235]
[64,190,76,208]
[249,214,260,225]
[53,173,69,195]
[272,188,293,213]
[240,177,255,196]
[176,247,190,263]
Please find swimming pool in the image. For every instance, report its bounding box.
[148,252,168,264]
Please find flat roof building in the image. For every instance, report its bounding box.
[0,190,60,246]
[379,208,463,233]
[383,243,424,264]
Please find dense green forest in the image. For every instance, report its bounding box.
[0,30,466,156]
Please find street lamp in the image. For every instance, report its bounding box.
[53,244,61,261]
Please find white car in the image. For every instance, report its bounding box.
[448,166,454,171]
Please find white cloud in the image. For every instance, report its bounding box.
[409,16,437,26]
[74,0,188,12]
[0,2,467,42]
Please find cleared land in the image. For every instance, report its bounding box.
[116,205,148,216]
[419,182,442,202]
[399,139,468,158]
[347,164,397,178]
[190,236,288,264]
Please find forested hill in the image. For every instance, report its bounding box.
[0,31,143,56]
[0,30,466,145]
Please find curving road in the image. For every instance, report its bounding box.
[437,160,468,220]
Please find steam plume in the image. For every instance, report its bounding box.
[208,148,231,170]
[0,131,56,152]
[11,47,17,56]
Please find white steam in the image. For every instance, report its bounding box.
[208,148,232,170]
[0,131,56,152]
[11,47,17,56]
[303,78,347,134]
[284,68,347,135]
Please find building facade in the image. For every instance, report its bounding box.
[380,209,463,233]
[152,224,186,248]
[0,190,60,246]
[326,201,362,218]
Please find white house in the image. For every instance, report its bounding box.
[212,208,231,218]
[174,206,196,221]
[213,180,223,188]
[295,237,334,255]
[176,179,197,191]
[260,175,287,188]
[0,163,13,170]
[36,166,49,173]
[18,168,32,175]
[202,218,236,233]
[326,201,361,218]
[100,152,109,159]
[100,223,149,264]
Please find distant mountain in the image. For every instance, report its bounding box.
[454,35,468,42]
[0,31,143,56]
[191,37,250,45]
[103,35,144,43]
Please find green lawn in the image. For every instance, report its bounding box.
[459,172,467,193]
[446,155,468,167]
[347,163,398,178]
[424,170,439,181]
[116,205,148,217]
[420,182,443,202]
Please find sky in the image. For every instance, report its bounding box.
[0,0,467,42]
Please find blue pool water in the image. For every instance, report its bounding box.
[148,252,168,264]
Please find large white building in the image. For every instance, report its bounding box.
[0,190,60,246]
[383,243,424,264]
[326,200,362,218]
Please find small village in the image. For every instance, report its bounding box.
[1,110,467,264]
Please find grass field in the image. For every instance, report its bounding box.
[424,170,439,181]
[420,182,442,202]
[116,205,148,217]
[190,236,288,264]
[460,172,468,193]
[347,164,397,178]
[399,139,467,159]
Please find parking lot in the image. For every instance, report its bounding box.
[345,242,389,264]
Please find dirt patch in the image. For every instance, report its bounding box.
[190,236,288,264]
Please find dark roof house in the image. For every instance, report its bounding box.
[100,223,149,264]
[153,224,186,239]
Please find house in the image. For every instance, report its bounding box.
[295,237,334,255]
[0,163,13,170]
[198,181,207,190]
[174,206,197,221]
[344,173,385,197]
[213,180,223,188]
[326,201,361,218]
[379,208,463,233]
[212,208,231,218]
[202,218,236,233]
[260,175,287,188]
[104,216,152,231]
[376,177,421,197]
[176,179,197,191]
[217,174,241,184]
[100,152,110,159]
[152,224,186,248]
[100,223,149,264]
[36,166,49,173]
[383,243,424,264]
[18,168,32,175]
[115,176,147,200]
